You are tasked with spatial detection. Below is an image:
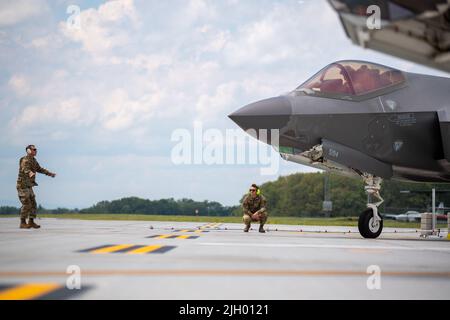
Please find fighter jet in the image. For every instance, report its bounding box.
[229,60,450,238]
[328,0,450,73]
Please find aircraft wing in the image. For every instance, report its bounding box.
[328,0,450,73]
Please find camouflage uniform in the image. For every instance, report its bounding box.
[242,193,268,227]
[16,155,52,219]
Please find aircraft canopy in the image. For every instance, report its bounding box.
[298,61,406,98]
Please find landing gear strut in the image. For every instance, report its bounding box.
[358,174,383,239]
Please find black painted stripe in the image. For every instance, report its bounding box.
[147,235,181,239]
[39,285,92,300]
[0,284,15,292]
[176,235,200,240]
[149,246,176,254]
[147,235,199,239]
[77,245,114,253]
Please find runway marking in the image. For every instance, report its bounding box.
[1,270,449,279]
[198,242,450,253]
[173,229,209,233]
[147,234,199,240]
[78,245,176,254]
[200,223,222,230]
[0,283,60,300]
[77,244,115,252]
[90,244,136,254]
[127,245,163,254]
[177,234,195,240]
[154,234,172,239]
[0,283,91,300]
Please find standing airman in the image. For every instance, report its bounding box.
[16,145,56,229]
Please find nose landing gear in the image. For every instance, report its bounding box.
[358,174,384,238]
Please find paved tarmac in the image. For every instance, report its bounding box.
[0,217,449,300]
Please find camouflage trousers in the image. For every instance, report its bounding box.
[17,187,37,219]
[243,211,268,226]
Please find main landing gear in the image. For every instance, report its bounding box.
[358,174,384,239]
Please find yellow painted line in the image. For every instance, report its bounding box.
[156,235,172,239]
[194,230,203,234]
[0,283,60,300]
[177,235,191,239]
[91,244,135,254]
[179,229,190,233]
[199,223,219,229]
[127,245,163,255]
[447,233,450,240]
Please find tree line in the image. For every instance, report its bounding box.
[231,172,450,217]
[2,172,450,217]
[0,198,237,216]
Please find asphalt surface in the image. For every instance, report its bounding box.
[0,217,449,300]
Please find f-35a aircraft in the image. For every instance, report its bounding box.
[229,60,450,238]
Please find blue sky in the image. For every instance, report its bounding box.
[1,0,448,209]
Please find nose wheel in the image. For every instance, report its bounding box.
[358,208,383,238]
[358,174,384,239]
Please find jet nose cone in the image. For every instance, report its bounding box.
[228,96,292,131]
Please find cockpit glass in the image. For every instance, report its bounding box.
[297,61,406,98]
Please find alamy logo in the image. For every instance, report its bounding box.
[366,265,381,290]
[366,5,381,30]
[66,265,81,290]
[66,5,81,30]
[171,122,280,175]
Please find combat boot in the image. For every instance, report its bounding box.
[27,218,40,229]
[20,218,30,229]
[244,224,250,232]
[259,225,265,233]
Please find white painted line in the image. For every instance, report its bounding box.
[199,242,450,252]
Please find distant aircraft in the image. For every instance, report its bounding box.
[229,60,450,238]
[328,0,450,73]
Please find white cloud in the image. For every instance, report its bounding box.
[30,33,64,49]
[11,98,90,129]
[60,0,138,54]
[8,74,30,96]
[0,0,47,26]
[224,6,293,65]
[223,3,340,66]
[196,82,239,121]
[100,88,160,131]
[125,54,173,72]
[186,0,217,22]
[198,27,231,53]
[97,0,137,23]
